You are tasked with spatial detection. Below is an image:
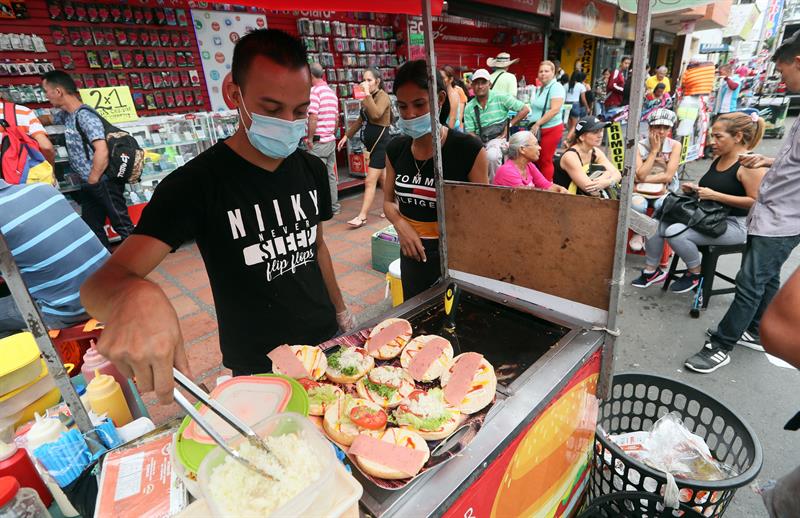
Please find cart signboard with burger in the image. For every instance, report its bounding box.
[0,0,662,517]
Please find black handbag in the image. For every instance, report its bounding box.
[655,192,730,238]
[474,105,508,143]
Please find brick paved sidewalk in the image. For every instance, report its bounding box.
[143,191,394,424]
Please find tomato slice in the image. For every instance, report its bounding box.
[298,378,320,391]
[349,405,387,430]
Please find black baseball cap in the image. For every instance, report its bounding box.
[575,115,610,136]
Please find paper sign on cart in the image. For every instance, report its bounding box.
[95,433,187,518]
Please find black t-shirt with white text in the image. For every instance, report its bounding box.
[134,142,337,373]
[386,131,482,224]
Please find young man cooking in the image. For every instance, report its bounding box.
[80,29,353,404]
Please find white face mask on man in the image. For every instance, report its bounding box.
[238,88,308,159]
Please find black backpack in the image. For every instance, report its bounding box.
[75,107,144,184]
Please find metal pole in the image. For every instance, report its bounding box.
[597,0,652,400]
[422,0,449,280]
[0,232,101,453]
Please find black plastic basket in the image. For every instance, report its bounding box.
[588,373,763,517]
[577,491,704,518]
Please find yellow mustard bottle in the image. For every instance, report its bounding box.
[86,369,133,427]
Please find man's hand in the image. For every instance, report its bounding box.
[336,309,355,333]
[738,153,773,169]
[93,280,191,404]
[305,138,314,151]
[87,174,102,185]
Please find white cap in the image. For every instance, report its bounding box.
[472,69,491,82]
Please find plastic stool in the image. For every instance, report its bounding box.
[662,243,746,308]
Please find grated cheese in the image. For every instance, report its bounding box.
[208,432,323,517]
[369,366,404,386]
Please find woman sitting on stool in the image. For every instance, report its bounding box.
[631,112,767,291]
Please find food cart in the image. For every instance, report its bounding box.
[0,0,659,515]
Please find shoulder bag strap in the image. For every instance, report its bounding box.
[74,106,95,161]
[491,71,505,88]
[3,102,18,129]
[473,104,483,136]
[565,147,582,166]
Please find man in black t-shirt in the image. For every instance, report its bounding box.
[80,30,353,404]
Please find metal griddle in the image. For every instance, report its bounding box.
[353,280,596,518]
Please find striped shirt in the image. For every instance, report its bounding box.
[0,180,108,319]
[464,91,526,135]
[308,82,339,143]
[0,103,46,146]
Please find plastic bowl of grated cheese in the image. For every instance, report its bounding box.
[198,412,336,517]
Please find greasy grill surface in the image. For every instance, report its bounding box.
[403,291,569,386]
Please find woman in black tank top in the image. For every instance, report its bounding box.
[384,60,489,299]
[632,112,768,293]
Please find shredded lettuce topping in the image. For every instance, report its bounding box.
[307,385,340,406]
[327,351,358,376]
[363,378,398,400]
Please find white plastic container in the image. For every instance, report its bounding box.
[198,413,336,518]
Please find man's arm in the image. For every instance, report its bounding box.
[464,102,477,135]
[316,223,351,330]
[510,104,530,127]
[761,268,800,369]
[32,133,55,166]
[88,139,109,184]
[306,113,318,149]
[725,76,740,90]
[80,235,191,403]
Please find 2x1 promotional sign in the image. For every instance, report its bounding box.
[79,86,138,123]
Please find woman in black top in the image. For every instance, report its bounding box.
[632,112,768,293]
[384,60,489,299]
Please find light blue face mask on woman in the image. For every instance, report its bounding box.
[238,90,307,158]
[398,112,434,139]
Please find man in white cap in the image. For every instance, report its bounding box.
[464,68,530,180]
[487,52,519,98]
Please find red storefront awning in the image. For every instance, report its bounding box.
[201,0,443,15]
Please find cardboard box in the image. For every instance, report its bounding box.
[371,225,399,273]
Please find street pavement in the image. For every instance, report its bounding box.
[618,119,799,517]
[142,120,798,517]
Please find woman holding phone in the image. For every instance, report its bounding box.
[632,112,768,291]
[338,67,392,228]
[555,115,621,196]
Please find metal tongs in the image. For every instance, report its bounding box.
[172,368,283,480]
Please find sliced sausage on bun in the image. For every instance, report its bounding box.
[325,346,374,384]
[400,335,454,382]
[355,365,414,408]
[393,388,464,440]
[323,396,387,446]
[349,428,430,480]
[364,318,412,360]
[440,352,497,414]
[299,378,344,417]
[268,344,327,380]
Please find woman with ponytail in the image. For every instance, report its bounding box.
[632,112,768,292]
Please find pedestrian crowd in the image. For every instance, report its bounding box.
[1,27,800,517]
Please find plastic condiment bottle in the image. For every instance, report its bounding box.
[0,441,51,507]
[0,476,51,518]
[86,370,133,427]
[81,344,141,418]
[25,414,67,453]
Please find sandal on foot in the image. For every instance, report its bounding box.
[347,217,367,228]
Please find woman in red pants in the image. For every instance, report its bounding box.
[528,61,565,181]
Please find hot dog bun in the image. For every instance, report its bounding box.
[393,388,465,441]
[306,383,345,417]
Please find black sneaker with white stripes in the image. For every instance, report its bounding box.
[705,328,764,352]
[684,342,731,373]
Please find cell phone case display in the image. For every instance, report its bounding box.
[0,30,53,106]
[119,115,213,193]
[297,18,399,99]
[43,0,206,116]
